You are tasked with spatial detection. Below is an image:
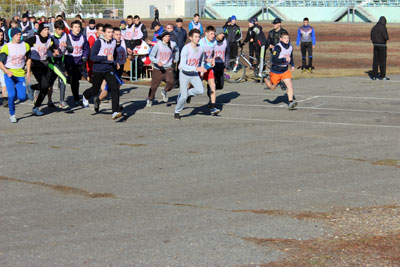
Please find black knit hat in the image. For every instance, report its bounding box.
[38,23,50,33]
[157,30,170,40]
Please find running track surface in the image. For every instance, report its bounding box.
[1,75,399,265]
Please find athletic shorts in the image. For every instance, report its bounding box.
[269,70,292,85]
[200,69,215,81]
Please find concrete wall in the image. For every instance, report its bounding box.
[124,0,184,18]
[124,0,205,18]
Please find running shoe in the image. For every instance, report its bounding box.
[307,68,313,73]
[94,97,100,112]
[32,107,44,116]
[301,68,306,73]
[379,77,390,80]
[74,101,80,107]
[288,101,298,110]
[210,107,220,116]
[224,73,231,80]
[82,96,89,108]
[146,99,152,107]
[112,112,122,120]
[161,90,168,102]
[9,115,17,123]
[48,101,56,108]
[59,101,69,109]
[186,95,192,104]
[174,112,181,120]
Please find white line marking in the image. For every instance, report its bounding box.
[137,111,400,129]
[312,103,325,108]
[297,96,319,103]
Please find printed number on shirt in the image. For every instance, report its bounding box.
[37,46,48,57]
[188,58,200,66]
[104,48,114,56]
[159,52,171,62]
[73,45,83,55]
[215,50,225,60]
[11,55,24,65]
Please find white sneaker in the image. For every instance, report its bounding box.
[112,112,122,120]
[59,101,69,109]
[82,96,89,108]
[9,115,17,123]
[32,107,44,116]
[160,90,168,102]
[146,99,152,107]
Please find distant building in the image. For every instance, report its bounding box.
[124,0,206,19]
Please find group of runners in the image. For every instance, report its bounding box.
[0,12,314,123]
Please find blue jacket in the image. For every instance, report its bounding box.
[172,26,187,51]
[296,25,316,46]
[151,26,164,43]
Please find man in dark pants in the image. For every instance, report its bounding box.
[82,24,121,120]
[172,18,187,88]
[242,18,267,82]
[371,16,389,80]
[296,17,316,73]
[268,18,288,89]
[154,7,160,24]
[224,15,241,59]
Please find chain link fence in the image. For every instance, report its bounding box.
[0,3,123,19]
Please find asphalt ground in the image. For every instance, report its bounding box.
[1,74,399,266]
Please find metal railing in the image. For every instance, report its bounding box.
[209,0,400,7]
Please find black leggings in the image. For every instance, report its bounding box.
[65,64,83,101]
[83,70,120,113]
[214,62,225,90]
[301,42,313,68]
[32,64,57,108]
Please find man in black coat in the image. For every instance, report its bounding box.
[172,18,187,88]
[371,16,390,80]
[224,15,241,58]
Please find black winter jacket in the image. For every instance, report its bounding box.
[371,16,389,45]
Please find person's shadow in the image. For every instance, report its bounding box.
[119,86,139,96]
[182,91,240,118]
[116,99,147,122]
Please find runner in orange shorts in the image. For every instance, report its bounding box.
[264,32,298,110]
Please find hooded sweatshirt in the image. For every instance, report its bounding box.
[371,16,389,45]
